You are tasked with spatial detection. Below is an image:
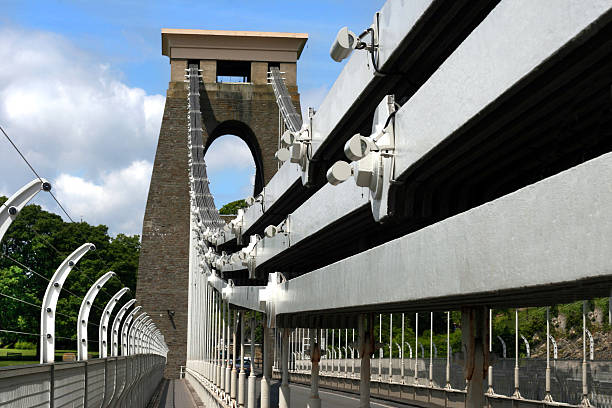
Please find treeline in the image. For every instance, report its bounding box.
[0,197,140,350]
[351,301,610,359]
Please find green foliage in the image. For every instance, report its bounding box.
[219,199,247,215]
[14,341,36,350]
[0,196,140,350]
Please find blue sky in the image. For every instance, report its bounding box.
[0,0,385,234]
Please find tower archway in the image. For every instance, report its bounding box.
[138,28,307,378]
[204,120,264,196]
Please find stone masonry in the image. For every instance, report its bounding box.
[137,29,305,378]
[137,82,191,378]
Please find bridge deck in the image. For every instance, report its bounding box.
[154,379,202,408]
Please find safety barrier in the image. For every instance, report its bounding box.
[0,354,165,408]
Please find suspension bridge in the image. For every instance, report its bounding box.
[1,0,612,407]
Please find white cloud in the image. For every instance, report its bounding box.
[204,136,255,173]
[54,161,153,235]
[300,85,329,118]
[0,27,164,235]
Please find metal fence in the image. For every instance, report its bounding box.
[0,354,165,408]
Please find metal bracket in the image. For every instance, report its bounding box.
[99,287,129,358]
[0,178,51,243]
[111,298,136,357]
[40,242,96,364]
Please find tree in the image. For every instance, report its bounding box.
[0,196,140,350]
[219,199,247,215]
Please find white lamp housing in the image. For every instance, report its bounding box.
[275,148,291,163]
[264,225,278,238]
[330,27,358,62]
[326,161,353,186]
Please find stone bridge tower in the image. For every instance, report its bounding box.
[136,29,307,378]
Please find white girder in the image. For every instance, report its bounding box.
[99,287,129,358]
[129,313,148,355]
[77,271,115,361]
[121,305,141,356]
[40,243,96,364]
[216,0,612,248]
[0,178,51,242]
[272,152,612,315]
[111,298,136,357]
[207,273,265,312]
[216,0,612,278]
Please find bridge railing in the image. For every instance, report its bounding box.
[0,354,165,408]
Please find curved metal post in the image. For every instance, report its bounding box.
[129,313,148,355]
[137,318,152,354]
[0,178,51,242]
[143,321,155,354]
[78,271,115,361]
[99,287,129,358]
[40,243,95,363]
[121,305,141,356]
[141,319,154,354]
[111,299,136,356]
[132,316,148,355]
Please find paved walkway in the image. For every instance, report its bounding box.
[151,376,416,407]
[156,379,200,408]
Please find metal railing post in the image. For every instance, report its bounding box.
[77,271,115,360]
[121,306,141,356]
[280,327,291,408]
[40,243,96,363]
[111,299,136,357]
[100,287,129,358]
[248,317,256,408]
[0,178,51,242]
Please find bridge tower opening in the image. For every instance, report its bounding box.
[204,134,257,208]
[136,28,307,378]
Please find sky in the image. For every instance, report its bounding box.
[0,0,385,236]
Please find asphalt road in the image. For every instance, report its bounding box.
[251,378,417,408]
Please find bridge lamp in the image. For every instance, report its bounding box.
[275,147,290,163]
[330,27,361,62]
[245,194,263,207]
[345,134,375,162]
[264,225,278,238]
[326,161,353,185]
[280,130,295,147]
